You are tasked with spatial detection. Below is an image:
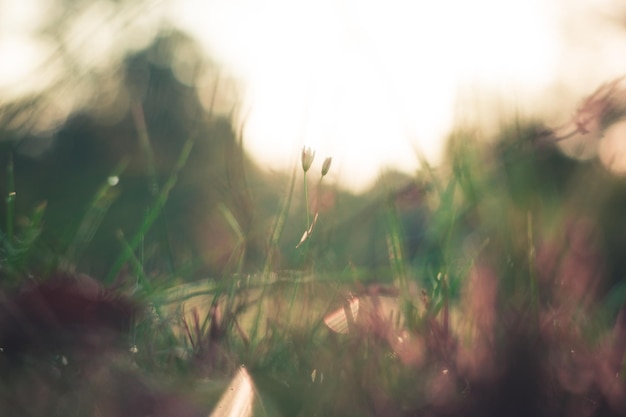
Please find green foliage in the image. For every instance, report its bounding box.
[3,30,626,415]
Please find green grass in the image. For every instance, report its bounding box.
[2,106,626,416]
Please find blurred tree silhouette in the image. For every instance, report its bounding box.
[0,29,272,280]
[441,107,626,305]
[0,0,167,128]
[0,0,429,283]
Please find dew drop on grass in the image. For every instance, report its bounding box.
[107,176,119,186]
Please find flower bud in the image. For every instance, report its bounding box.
[321,157,332,177]
[301,147,315,172]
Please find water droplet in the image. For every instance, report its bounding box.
[107,176,119,186]
[130,345,138,353]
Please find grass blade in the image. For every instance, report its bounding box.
[105,138,195,284]
[263,162,298,277]
[5,153,14,242]
[64,160,128,266]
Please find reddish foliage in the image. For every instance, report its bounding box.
[0,273,136,361]
[0,273,205,417]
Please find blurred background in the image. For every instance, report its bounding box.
[2,0,626,191]
[2,0,626,280]
[4,4,626,414]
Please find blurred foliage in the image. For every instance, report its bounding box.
[0,29,273,279]
[4,3,626,415]
[0,23,424,283]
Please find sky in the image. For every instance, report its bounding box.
[2,0,626,192]
[170,0,626,191]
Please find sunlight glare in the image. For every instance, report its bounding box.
[209,366,255,417]
[173,0,565,191]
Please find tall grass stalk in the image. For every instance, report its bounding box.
[105,138,195,284]
[115,229,152,293]
[219,203,246,275]
[2,201,47,283]
[64,160,128,267]
[263,163,297,278]
[251,162,300,348]
[527,211,538,317]
[132,102,160,195]
[303,171,310,231]
[301,147,315,232]
[5,153,14,242]
[384,199,407,291]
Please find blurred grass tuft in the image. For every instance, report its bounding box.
[2,33,626,415]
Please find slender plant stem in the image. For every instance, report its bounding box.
[263,162,297,277]
[303,171,310,229]
[6,153,14,242]
[527,211,538,317]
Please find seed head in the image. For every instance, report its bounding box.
[301,147,315,173]
[321,157,332,177]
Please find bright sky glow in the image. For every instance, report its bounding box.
[2,0,626,192]
[171,0,626,191]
